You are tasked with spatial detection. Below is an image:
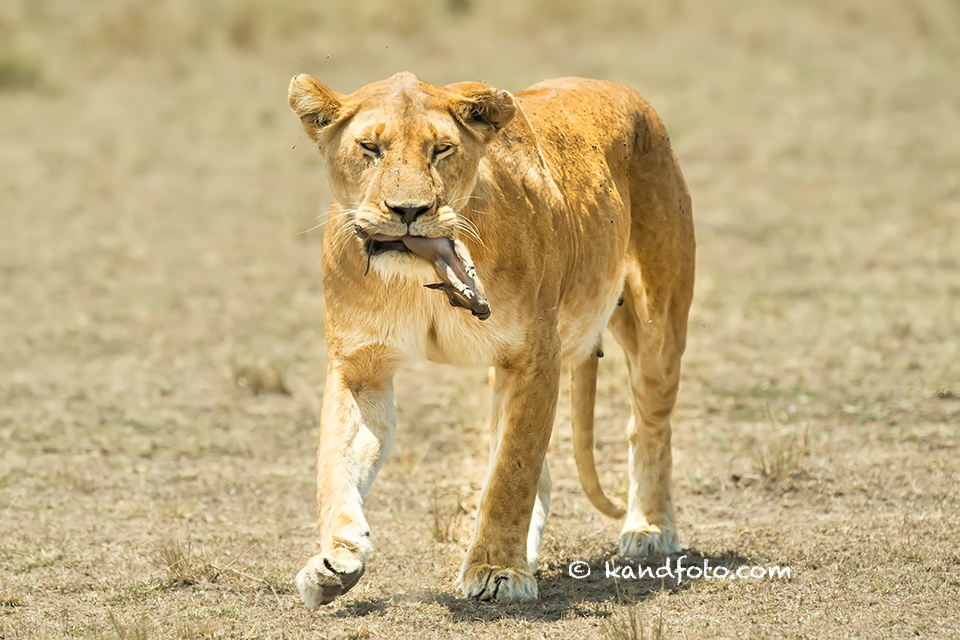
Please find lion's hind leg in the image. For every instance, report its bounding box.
[609,142,694,560]
[609,271,689,559]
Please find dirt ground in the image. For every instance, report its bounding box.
[1,0,959,638]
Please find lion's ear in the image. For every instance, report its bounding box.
[288,74,345,146]
[447,82,517,143]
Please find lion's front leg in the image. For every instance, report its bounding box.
[296,361,397,608]
[526,460,551,574]
[459,343,560,602]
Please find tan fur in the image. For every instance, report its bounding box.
[288,72,695,607]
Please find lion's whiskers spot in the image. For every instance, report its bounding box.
[437,205,458,225]
[436,203,486,247]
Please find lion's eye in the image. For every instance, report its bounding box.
[358,141,380,156]
[433,143,454,161]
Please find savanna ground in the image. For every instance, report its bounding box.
[2,0,959,638]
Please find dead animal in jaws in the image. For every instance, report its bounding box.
[355,229,491,320]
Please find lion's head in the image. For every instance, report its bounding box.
[288,72,516,319]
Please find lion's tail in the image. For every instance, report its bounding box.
[570,352,626,519]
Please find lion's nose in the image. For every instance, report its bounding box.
[386,202,433,224]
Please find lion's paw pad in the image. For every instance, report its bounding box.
[460,565,538,602]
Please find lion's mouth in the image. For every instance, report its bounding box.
[366,237,410,256]
[355,227,490,321]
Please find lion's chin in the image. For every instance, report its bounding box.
[366,248,436,280]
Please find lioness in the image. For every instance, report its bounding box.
[288,72,695,607]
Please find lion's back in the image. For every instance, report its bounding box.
[503,78,669,188]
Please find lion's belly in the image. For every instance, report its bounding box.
[556,267,625,363]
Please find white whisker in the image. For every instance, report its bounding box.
[455,218,485,247]
[334,222,364,265]
[298,204,362,236]
[459,212,483,235]
[449,195,481,208]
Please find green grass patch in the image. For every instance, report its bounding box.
[0,53,42,91]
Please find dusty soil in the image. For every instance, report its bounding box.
[1,1,958,638]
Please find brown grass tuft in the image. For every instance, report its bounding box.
[230,357,292,396]
[751,426,812,488]
[0,591,23,610]
[601,603,668,640]
[105,611,150,640]
[429,483,465,543]
[149,540,207,586]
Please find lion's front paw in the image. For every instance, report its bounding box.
[296,554,366,609]
[459,564,538,602]
[619,524,681,559]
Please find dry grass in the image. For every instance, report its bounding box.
[750,429,811,488]
[748,411,813,488]
[428,483,465,544]
[601,601,667,640]
[229,358,293,397]
[1,0,959,637]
